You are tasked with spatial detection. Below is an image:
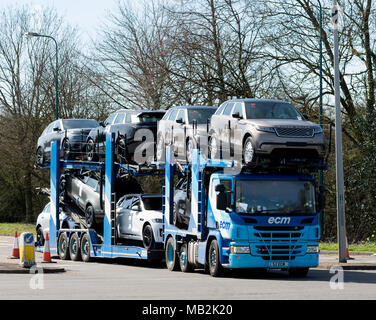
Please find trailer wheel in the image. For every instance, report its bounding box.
[69,233,82,261]
[288,267,309,278]
[165,237,179,271]
[208,239,223,277]
[58,233,70,260]
[179,243,193,273]
[80,233,91,262]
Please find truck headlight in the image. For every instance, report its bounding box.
[230,245,250,254]
[306,245,319,253]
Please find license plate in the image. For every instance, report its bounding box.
[269,261,289,268]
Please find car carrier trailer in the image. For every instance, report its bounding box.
[36,133,164,262]
[163,146,325,277]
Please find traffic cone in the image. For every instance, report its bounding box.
[346,233,353,260]
[10,231,19,259]
[42,232,52,263]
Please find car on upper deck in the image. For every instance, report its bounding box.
[36,119,99,166]
[156,105,217,163]
[208,98,325,169]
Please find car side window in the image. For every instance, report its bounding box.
[162,110,170,120]
[44,203,51,213]
[131,197,141,210]
[86,177,98,190]
[223,103,234,116]
[122,196,133,209]
[105,113,117,125]
[176,109,186,123]
[232,103,244,118]
[114,113,126,124]
[215,103,227,115]
[46,123,54,134]
[125,113,132,123]
[168,109,178,121]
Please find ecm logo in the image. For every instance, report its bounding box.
[268,217,291,224]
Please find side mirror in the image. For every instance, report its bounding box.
[302,114,309,120]
[176,118,183,124]
[132,204,140,211]
[232,112,241,119]
[318,185,326,212]
[99,121,106,127]
[53,127,60,132]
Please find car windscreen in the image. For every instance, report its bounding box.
[137,113,165,123]
[187,108,216,124]
[142,196,162,210]
[245,102,302,120]
[62,119,99,129]
[235,179,316,216]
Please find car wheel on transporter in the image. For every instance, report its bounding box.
[243,136,256,166]
[85,205,96,229]
[165,237,179,271]
[156,135,165,162]
[173,202,185,229]
[186,138,195,164]
[208,136,219,160]
[36,147,45,166]
[142,224,155,249]
[69,233,82,261]
[36,226,45,247]
[115,136,128,164]
[59,178,67,203]
[86,138,98,162]
[180,243,193,273]
[62,138,71,160]
[58,232,70,260]
[208,239,223,277]
[80,233,91,262]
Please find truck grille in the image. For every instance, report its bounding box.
[251,226,305,261]
[275,126,314,138]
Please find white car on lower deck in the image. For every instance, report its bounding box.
[116,194,163,249]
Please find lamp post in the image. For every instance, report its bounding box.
[316,0,324,233]
[25,32,59,120]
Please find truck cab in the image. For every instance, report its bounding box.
[205,172,321,274]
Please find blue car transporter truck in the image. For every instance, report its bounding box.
[163,146,325,277]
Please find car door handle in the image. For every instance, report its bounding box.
[139,218,144,221]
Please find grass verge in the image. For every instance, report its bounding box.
[0,223,35,236]
[320,242,376,253]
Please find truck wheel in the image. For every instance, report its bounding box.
[180,243,193,273]
[58,233,70,260]
[165,237,179,271]
[288,267,309,278]
[80,233,91,262]
[69,233,82,261]
[208,239,223,277]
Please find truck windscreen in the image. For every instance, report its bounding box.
[235,180,316,216]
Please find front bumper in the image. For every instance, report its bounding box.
[222,241,319,269]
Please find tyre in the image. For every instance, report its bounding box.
[115,136,128,164]
[165,237,179,271]
[36,226,45,247]
[180,243,193,273]
[80,233,91,262]
[62,138,71,160]
[59,178,67,203]
[58,232,70,260]
[142,224,155,249]
[186,139,195,163]
[85,205,96,229]
[156,135,165,162]
[173,202,186,229]
[208,136,219,160]
[243,136,255,166]
[208,239,223,277]
[69,233,82,261]
[86,138,98,162]
[36,147,45,166]
[288,267,309,278]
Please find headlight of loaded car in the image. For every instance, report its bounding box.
[255,126,275,133]
[313,126,323,134]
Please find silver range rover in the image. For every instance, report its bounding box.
[208,98,326,169]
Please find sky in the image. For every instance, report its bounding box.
[0,0,122,43]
